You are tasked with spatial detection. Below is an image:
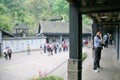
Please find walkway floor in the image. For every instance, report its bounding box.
[82,45,120,80]
[0,51,69,80]
[0,46,120,80]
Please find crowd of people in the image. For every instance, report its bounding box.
[2,40,69,60]
[41,41,69,56]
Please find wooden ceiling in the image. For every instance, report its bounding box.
[66,0,120,32]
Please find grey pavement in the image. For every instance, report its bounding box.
[0,50,69,80]
[82,46,120,80]
[0,46,120,80]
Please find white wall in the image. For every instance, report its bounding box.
[2,37,46,52]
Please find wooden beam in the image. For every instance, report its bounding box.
[103,26,117,28]
[98,21,119,25]
[80,3,120,14]
[118,13,120,20]
[95,14,101,22]
[81,0,87,6]
[66,0,80,7]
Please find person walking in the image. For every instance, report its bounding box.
[93,29,103,73]
[7,47,12,60]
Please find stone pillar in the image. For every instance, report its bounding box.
[68,4,82,80]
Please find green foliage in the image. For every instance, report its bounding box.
[82,15,92,25]
[0,3,8,14]
[40,75,63,80]
[0,54,4,58]
[82,53,87,62]
[30,75,63,80]
[24,0,50,21]
[0,0,91,35]
[0,15,13,31]
[0,0,70,33]
[51,0,69,21]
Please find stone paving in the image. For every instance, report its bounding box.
[0,51,69,80]
[82,46,120,80]
[0,46,120,80]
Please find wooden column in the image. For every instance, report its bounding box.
[118,21,120,62]
[0,30,2,56]
[68,4,82,80]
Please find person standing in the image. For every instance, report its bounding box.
[40,44,42,54]
[93,30,103,73]
[3,47,8,60]
[103,33,109,48]
[27,44,30,55]
[62,41,66,51]
[54,43,57,54]
[7,47,12,60]
[109,34,113,45]
[43,43,47,53]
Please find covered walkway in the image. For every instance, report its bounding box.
[82,45,120,80]
[65,0,120,80]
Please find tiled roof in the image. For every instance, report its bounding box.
[40,21,69,34]
[38,21,91,35]
[0,29,14,37]
[15,24,28,30]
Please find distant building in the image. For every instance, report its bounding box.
[36,21,92,44]
[15,24,29,37]
[42,16,63,21]
[37,21,69,44]
[0,29,14,56]
[82,24,92,41]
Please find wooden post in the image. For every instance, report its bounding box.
[68,4,82,80]
[0,30,2,56]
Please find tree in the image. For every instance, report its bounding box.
[0,3,13,31]
[50,0,69,21]
[24,0,50,22]
[0,15,13,31]
[0,3,9,15]
[0,0,70,34]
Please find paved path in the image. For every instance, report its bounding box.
[1,46,119,80]
[0,51,69,80]
[82,46,120,80]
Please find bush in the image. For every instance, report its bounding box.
[30,75,63,80]
[82,53,87,62]
[0,54,4,58]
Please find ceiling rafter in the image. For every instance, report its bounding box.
[66,0,120,31]
[81,0,87,6]
[80,3,120,14]
[88,0,97,6]
[95,14,102,22]
[98,21,119,25]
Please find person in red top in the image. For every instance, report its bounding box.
[62,41,66,51]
